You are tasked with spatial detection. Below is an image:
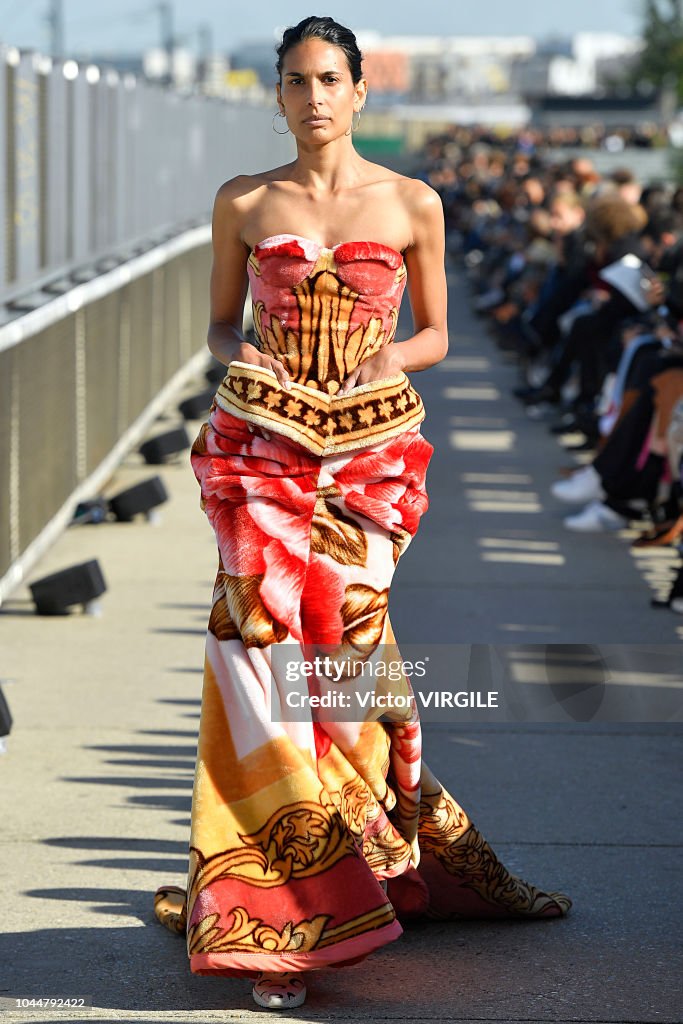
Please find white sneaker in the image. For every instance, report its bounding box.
[564,500,628,532]
[551,465,605,504]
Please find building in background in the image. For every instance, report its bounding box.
[355,33,535,102]
[51,28,667,127]
[511,32,643,98]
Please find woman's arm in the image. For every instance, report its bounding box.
[397,179,449,372]
[338,180,448,394]
[207,178,292,388]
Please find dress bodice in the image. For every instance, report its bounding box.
[214,233,426,456]
[246,234,408,391]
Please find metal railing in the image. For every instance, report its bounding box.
[1,44,292,305]
[0,44,294,601]
[0,230,213,596]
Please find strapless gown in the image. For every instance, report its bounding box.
[155,234,571,979]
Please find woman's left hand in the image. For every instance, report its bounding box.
[337,347,406,396]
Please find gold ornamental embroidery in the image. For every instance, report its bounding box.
[186,798,359,902]
[264,390,283,410]
[187,906,331,956]
[331,775,372,839]
[418,788,469,848]
[216,363,425,457]
[417,790,571,917]
[240,802,356,877]
[361,815,413,875]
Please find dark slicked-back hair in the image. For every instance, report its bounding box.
[275,16,363,84]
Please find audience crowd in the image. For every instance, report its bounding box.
[422,123,673,161]
[420,126,683,614]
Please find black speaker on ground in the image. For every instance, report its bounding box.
[139,426,190,464]
[205,361,226,385]
[29,559,107,615]
[109,476,169,522]
[0,686,12,738]
[178,388,215,420]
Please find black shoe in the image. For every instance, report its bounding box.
[513,384,538,400]
[519,383,562,406]
[564,437,598,453]
[572,409,599,437]
[652,494,683,525]
[494,332,521,354]
[549,413,582,435]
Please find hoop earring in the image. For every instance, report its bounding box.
[273,110,290,135]
[345,107,363,136]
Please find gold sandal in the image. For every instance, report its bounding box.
[153,885,187,935]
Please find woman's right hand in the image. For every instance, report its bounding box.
[229,343,292,391]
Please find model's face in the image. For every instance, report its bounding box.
[276,38,365,140]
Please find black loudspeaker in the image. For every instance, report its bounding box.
[178,388,215,420]
[109,476,169,522]
[139,426,190,464]
[29,559,107,615]
[0,686,12,738]
[205,361,226,385]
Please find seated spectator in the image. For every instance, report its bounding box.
[421,125,683,613]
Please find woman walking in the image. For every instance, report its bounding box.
[153,15,571,1010]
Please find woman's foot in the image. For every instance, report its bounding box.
[153,885,187,935]
[252,972,307,1010]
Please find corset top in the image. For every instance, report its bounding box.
[246,233,407,394]
[213,233,425,457]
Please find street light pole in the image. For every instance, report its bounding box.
[198,22,212,87]
[47,0,64,59]
[157,1,174,86]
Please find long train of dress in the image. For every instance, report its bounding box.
[153,403,571,979]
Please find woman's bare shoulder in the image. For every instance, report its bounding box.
[361,162,441,212]
[211,169,289,243]
[393,176,443,242]
[395,174,442,211]
[215,164,294,200]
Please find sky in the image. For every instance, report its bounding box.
[0,0,645,56]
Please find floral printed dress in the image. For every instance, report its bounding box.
[155,234,571,980]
